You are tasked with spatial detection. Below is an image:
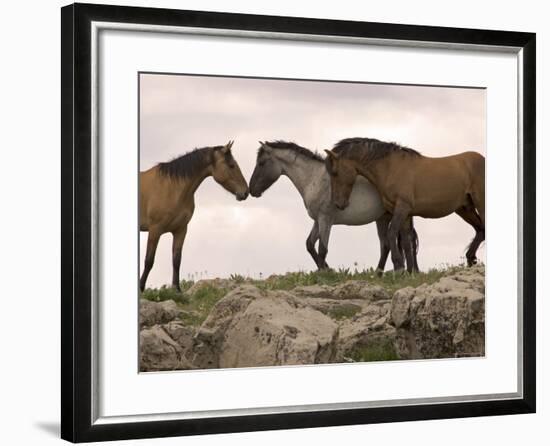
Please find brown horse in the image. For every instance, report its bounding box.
[140,141,249,291]
[325,137,485,272]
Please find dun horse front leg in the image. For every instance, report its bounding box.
[375,213,392,276]
[140,227,162,292]
[171,226,188,291]
[388,202,411,273]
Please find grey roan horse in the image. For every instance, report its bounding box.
[249,141,419,273]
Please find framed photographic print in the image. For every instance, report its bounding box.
[61,2,536,442]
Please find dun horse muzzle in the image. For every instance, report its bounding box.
[236,190,249,201]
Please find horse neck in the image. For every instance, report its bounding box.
[276,151,324,200]
[355,155,390,187]
[175,165,213,198]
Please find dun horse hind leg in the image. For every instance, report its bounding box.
[171,226,188,291]
[387,201,411,273]
[455,204,484,266]
[398,217,417,274]
[140,227,162,292]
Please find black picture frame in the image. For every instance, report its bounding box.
[61,2,536,443]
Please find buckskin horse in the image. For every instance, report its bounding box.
[140,141,249,291]
[325,137,485,272]
[249,141,418,273]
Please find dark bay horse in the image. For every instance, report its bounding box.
[140,141,249,291]
[249,141,418,273]
[325,137,485,272]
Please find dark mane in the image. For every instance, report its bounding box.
[157,146,222,179]
[333,137,421,162]
[263,140,324,162]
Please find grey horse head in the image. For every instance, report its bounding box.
[249,141,284,198]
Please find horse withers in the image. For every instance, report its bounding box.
[139,141,249,291]
[325,137,485,272]
[249,141,418,274]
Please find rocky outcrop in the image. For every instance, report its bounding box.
[139,266,485,371]
[390,266,485,359]
[139,299,182,329]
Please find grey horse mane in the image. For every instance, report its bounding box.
[263,140,324,163]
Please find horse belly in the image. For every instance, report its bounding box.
[414,194,465,218]
[334,181,385,225]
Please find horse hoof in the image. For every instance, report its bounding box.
[375,268,384,277]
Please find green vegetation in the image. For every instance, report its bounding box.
[249,265,465,294]
[140,280,193,304]
[348,339,400,362]
[178,285,228,326]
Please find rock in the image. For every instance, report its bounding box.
[219,296,339,368]
[192,285,339,368]
[139,325,195,371]
[335,300,396,361]
[139,299,182,328]
[390,266,485,359]
[293,281,390,301]
[190,285,260,369]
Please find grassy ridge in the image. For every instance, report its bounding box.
[231,265,463,293]
[141,266,466,327]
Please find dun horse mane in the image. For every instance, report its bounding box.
[157,145,223,179]
[333,137,421,162]
[264,140,325,162]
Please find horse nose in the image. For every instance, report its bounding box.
[237,190,249,201]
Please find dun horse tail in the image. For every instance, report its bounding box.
[411,226,419,255]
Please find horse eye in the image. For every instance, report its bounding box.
[258,161,266,167]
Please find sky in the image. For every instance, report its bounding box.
[139,73,486,288]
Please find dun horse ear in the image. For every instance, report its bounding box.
[222,141,233,153]
[324,149,339,160]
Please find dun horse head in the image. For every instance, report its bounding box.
[211,141,249,201]
[324,149,357,210]
[249,141,283,198]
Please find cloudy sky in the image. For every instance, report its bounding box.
[139,73,485,288]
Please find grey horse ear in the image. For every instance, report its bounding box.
[325,149,339,160]
[260,141,272,153]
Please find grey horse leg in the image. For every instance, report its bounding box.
[306,221,322,269]
[317,217,332,270]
